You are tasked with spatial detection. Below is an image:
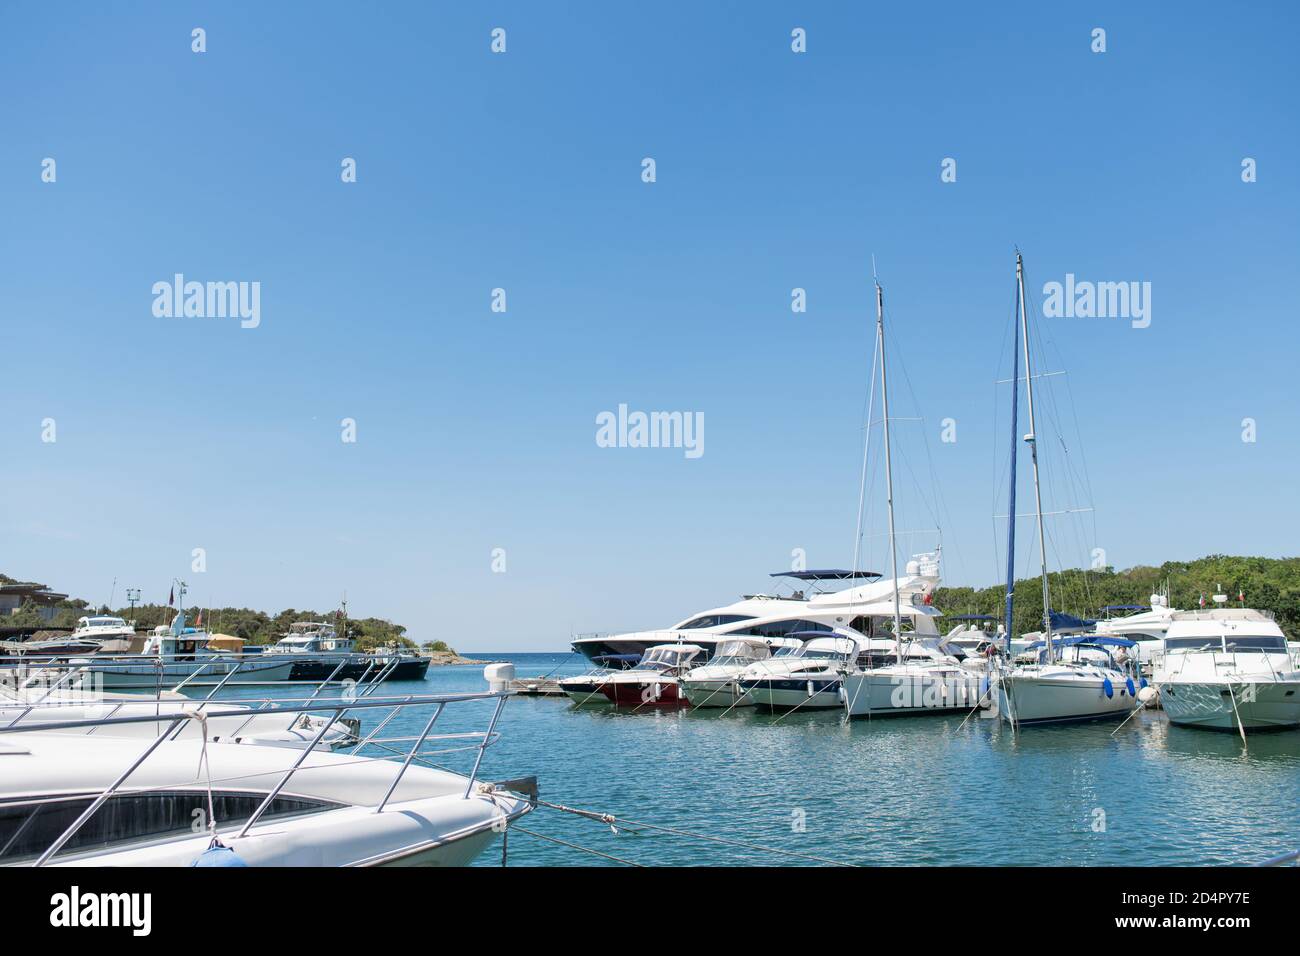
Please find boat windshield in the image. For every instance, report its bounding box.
[638,648,691,668]
[1224,636,1287,653]
[1166,635,1286,653]
[799,648,846,661]
[711,640,767,663]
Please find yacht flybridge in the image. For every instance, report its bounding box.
[572,557,943,666]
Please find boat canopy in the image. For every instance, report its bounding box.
[1048,609,1095,631]
[769,570,881,580]
[712,638,771,659]
[1024,635,1136,650]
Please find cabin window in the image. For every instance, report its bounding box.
[678,614,754,629]
[723,619,832,639]
[0,790,340,862]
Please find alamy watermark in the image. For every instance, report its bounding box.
[1043,274,1151,329]
[152,274,261,329]
[595,404,704,459]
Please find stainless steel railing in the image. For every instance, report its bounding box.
[0,687,525,867]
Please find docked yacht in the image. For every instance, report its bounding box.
[680,637,797,708]
[574,557,942,668]
[842,635,986,718]
[555,655,641,704]
[0,666,535,867]
[71,615,138,653]
[1153,609,1300,733]
[266,621,430,682]
[994,636,1141,725]
[72,619,295,689]
[271,621,354,654]
[1094,593,1180,672]
[737,635,860,711]
[598,644,705,707]
[988,253,1139,728]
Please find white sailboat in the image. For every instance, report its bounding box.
[841,279,982,718]
[993,253,1137,727]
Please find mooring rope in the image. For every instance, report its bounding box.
[510,825,645,866]
[531,798,854,867]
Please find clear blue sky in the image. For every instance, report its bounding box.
[2,3,1296,649]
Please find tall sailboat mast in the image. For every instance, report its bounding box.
[875,279,904,664]
[1015,252,1053,659]
[1004,264,1022,653]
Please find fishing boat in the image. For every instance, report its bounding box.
[598,643,705,707]
[70,624,296,689]
[266,621,430,682]
[67,581,294,689]
[991,253,1136,728]
[680,637,797,708]
[1153,609,1300,734]
[0,665,535,867]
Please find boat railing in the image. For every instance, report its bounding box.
[0,653,407,735]
[0,674,524,867]
[0,647,407,688]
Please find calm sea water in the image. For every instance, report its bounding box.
[211,653,1300,866]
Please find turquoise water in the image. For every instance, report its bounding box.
[205,653,1300,866]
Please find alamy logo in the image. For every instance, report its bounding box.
[151,274,261,329]
[595,403,704,459]
[50,886,151,936]
[1043,274,1151,329]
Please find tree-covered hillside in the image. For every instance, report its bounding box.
[934,555,1300,637]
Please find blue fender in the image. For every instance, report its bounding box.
[1102,677,1114,699]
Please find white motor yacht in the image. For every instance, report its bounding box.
[571,559,942,666]
[736,635,861,711]
[70,614,138,653]
[556,653,642,705]
[680,637,799,708]
[597,644,705,707]
[842,635,986,718]
[0,665,534,867]
[1153,609,1300,733]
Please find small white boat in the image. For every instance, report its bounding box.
[70,614,137,653]
[1153,610,1300,733]
[598,644,705,707]
[680,637,797,708]
[556,653,641,704]
[736,635,858,711]
[842,637,986,718]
